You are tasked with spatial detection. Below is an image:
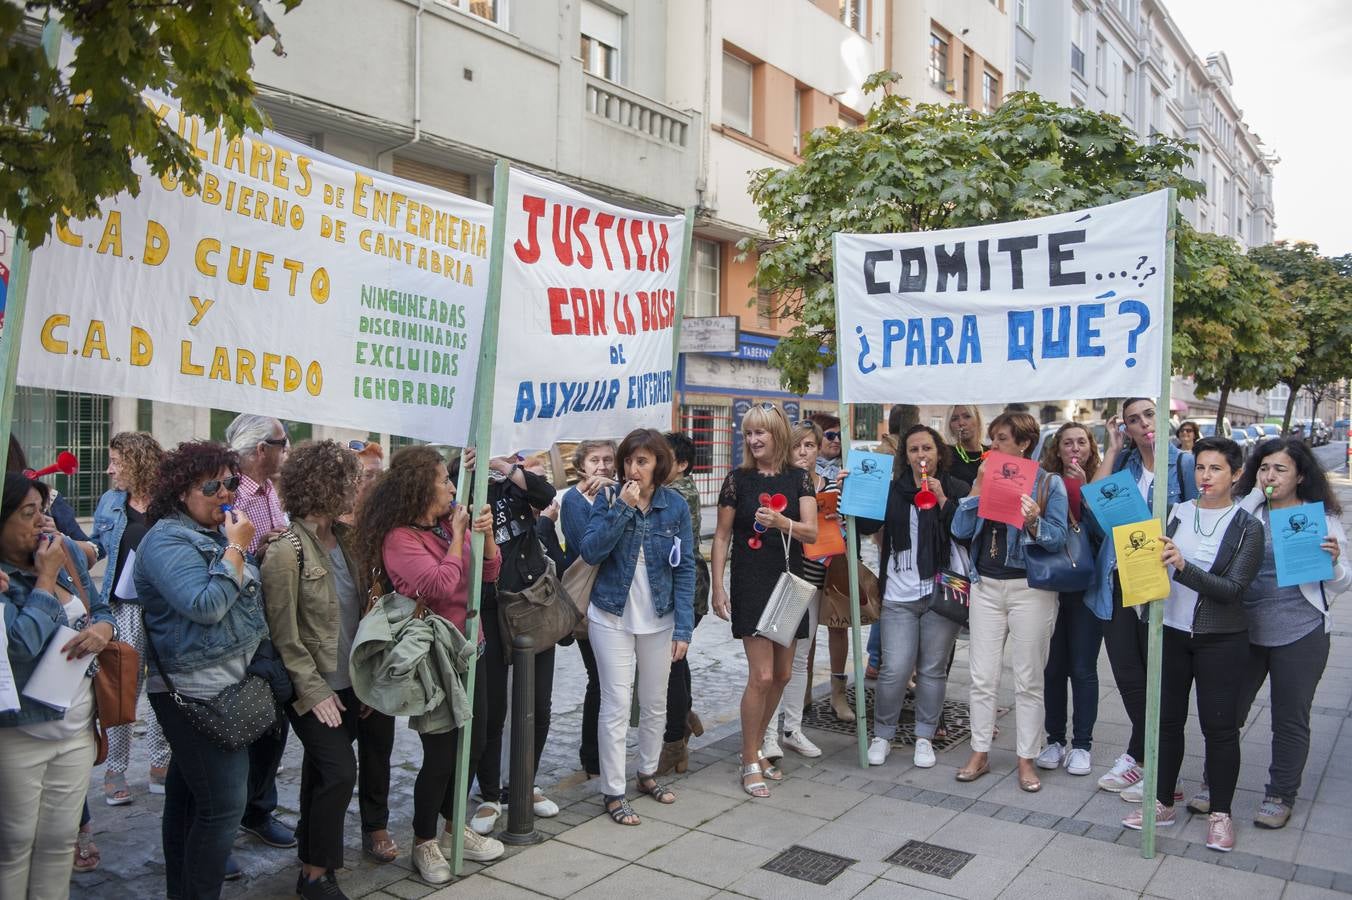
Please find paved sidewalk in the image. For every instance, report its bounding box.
[73,455,1352,898]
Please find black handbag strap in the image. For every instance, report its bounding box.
[138,610,181,697]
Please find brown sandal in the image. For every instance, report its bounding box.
[73,830,100,872]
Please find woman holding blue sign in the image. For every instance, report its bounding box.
[1227,439,1349,829]
[951,411,1068,792]
[1088,397,1197,796]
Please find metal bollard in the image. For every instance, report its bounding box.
[500,634,543,845]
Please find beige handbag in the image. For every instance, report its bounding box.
[754,522,817,647]
[561,556,599,640]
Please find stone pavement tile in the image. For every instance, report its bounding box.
[476,841,626,898]
[1174,809,1303,863]
[727,863,877,900]
[1075,789,1142,828]
[996,866,1139,899]
[555,814,688,861]
[382,878,439,899]
[1303,795,1352,836]
[672,759,758,801]
[1030,832,1163,893]
[626,785,745,829]
[798,820,932,866]
[1255,857,1298,881]
[571,863,719,900]
[852,881,963,900]
[894,763,1006,799]
[1313,775,1352,809]
[426,873,542,898]
[877,853,1023,900]
[835,796,958,840]
[641,831,778,890]
[926,812,1055,866]
[978,770,1091,816]
[697,799,830,848]
[1144,854,1286,900]
[759,779,870,820]
[1281,884,1352,900]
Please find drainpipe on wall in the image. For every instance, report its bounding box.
[696,0,712,212]
[376,0,425,168]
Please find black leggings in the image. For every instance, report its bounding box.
[1157,626,1249,813]
[1100,580,1148,762]
[476,607,556,802]
[414,656,487,840]
[578,638,601,775]
[664,614,704,743]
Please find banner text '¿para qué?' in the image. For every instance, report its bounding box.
[512,195,672,273]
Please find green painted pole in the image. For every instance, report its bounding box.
[0,17,65,462]
[1140,187,1178,858]
[450,158,510,875]
[830,233,869,768]
[670,206,697,386]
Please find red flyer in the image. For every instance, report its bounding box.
[977,451,1038,528]
[1064,477,1083,522]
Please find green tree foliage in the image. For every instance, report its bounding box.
[1172,230,1297,425]
[1248,241,1352,430]
[0,0,300,245]
[744,75,1202,394]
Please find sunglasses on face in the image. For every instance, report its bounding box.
[262,437,288,448]
[200,475,242,496]
[823,431,841,441]
[347,440,367,451]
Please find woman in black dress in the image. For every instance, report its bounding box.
[711,404,817,798]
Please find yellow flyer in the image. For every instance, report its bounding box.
[1112,519,1172,607]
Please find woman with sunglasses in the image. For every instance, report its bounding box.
[578,428,695,825]
[1227,439,1348,829]
[135,442,266,900]
[946,404,990,487]
[1175,421,1200,453]
[712,405,817,798]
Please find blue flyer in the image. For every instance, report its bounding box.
[839,451,892,520]
[1270,502,1332,587]
[1082,468,1152,531]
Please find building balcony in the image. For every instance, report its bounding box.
[580,72,700,209]
[1015,27,1035,73]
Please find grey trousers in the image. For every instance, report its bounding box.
[873,595,962,741]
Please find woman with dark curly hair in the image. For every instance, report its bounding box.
[352,446,503,885]
[262,441,393,898]
[90,431,170,805]
[135,441,267,900]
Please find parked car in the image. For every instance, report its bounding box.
[1334,419,1350,441]
[1259,424,1282,440]
[1189,417,1233,439]
[1230,428,1251,459]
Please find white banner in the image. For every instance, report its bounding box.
[834,191,1169,405]
[491,169,686,454]
[18,97,491,445]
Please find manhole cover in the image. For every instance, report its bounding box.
[801,687,974,752]
[886,840,974,879]
[761,845,857,885]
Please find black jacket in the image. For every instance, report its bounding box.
[1165,507,1263,634]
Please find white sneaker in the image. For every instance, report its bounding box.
[440,825,505,862]
[531,786,559,818]
[469,800,501,835]
[413,840,452,884]
[913,738,936,768]
[867,736,891,766]
[1065,748,1092,776]
[1036,742,1066,770]
[1122,784,1184,804]
[1097,753,1143,793]
[782,730,822,758]
[762,733,783,762]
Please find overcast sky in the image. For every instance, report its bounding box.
[1163,0,1352,256]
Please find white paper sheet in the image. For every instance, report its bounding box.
[114,548,137,600]
[0,627,21,712]
[21,626,90,711]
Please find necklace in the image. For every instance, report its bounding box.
[1193,502,1236,537]
[956,444,986,465]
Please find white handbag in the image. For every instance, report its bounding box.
[754,521,816,647]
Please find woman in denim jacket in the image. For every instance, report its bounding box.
[136,441,266,900]
[951,412,1069,793]
[1087,397,1197,795]
[579,428,695,827]
[0,473,113,899]
[90,431,169,804]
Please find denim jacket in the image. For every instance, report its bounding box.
[136,512,267,675]
[1,536,112,727]
[951,469,1069,583]
[1083,443,1198,620]
[579,485,695,643]
[90,489,128,605]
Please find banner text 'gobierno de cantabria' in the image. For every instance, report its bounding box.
[18,96,491,445]
[490,169,686,455]
[834,190,1169,405]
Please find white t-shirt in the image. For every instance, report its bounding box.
[882,512,926,604]
[1136,468,1154,503]
[1164,500,1239,632]
[588,548,673,635]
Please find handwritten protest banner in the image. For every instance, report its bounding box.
[490,169,687,454]
[834,191,1169,404]
[17,96,490,445]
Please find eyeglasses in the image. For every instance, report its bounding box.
[823,431,841,441]
[200,475,242,496]
[347,440,368,451]
[262,437,288,448]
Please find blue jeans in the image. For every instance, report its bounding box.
[867,623,881,669]
[150,693,251,900]
[873,597,962,741]
[1042,592,1102,750]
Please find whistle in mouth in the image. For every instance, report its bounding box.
[1264,485,1275,499]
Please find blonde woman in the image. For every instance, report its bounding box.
[946,404,989,486]
[711,405,817,797]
